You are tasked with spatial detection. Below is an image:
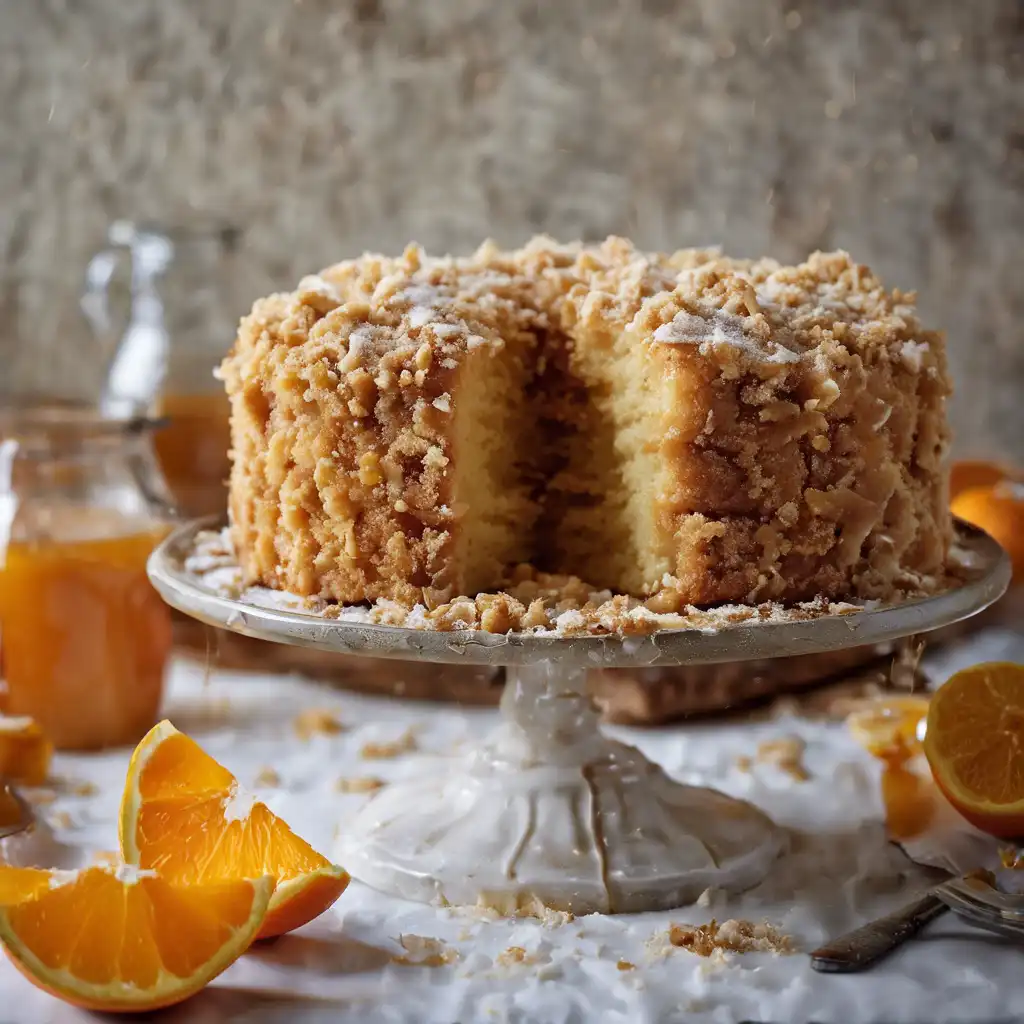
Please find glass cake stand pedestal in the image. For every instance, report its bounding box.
[148,521,1010,915]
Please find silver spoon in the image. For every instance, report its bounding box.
[809,869,1024,972]
[0,782,35,842]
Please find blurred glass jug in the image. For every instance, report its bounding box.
[82,220,242,519]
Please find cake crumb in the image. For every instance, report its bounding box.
[48,811,74,830]
[756,736,810,781]
[360,729,417,760]
[667,919,795,956]
[68,780,99,797]
[496,946,531,966]
[393,934,459,967]
[473,892,574,926]
[735,755,753,773]
[617,959,636,971]
[335,775,386,794]
[294,709,346,740]
[254,766,281,787]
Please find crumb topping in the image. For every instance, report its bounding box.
[360,729,417,760]
[755,736,811,782]
[184,527,968,637]
[335,775,386,794]
[668,918,796,956]
[222,236,952,614]
[293,709,346,739]
[393,934,459,967]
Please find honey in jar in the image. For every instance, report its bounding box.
[0,404,174,750]
[153,391,231,519]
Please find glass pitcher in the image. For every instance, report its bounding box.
[82,221,243,519]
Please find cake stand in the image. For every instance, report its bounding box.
[148,520,1010,915]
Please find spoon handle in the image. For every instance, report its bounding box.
[810,892,948,973]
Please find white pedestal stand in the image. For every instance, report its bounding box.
[149,521,1009,915]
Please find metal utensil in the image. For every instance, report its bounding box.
[932,873,1024,941]
[810,889,949,973]
[0,782,35,841]
[810,869,1005,973]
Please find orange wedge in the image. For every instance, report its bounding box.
[0,717,52,786]
[119,721,349,939]
[951,481,1024,581]
[0,863,272,1012]
[923,662,1024,838]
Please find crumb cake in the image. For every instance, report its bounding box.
[221,237,952,612]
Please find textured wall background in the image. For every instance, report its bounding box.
[2,0,1022,456]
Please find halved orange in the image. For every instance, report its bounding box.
[923,662,1024,838]
[0,863,272,1012]
[119,721,349,939]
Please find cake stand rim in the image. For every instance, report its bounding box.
[148,518,1011,668]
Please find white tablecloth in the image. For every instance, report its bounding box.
[4,629,1024,1024]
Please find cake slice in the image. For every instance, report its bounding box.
[554,246,951,603]
[222,243,553,606]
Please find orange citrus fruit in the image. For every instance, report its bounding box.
[0,863,272,1012]
[846,695,930,761]
[948,459,1019,501]
[119,721,349,939]
[923,662,1024,838]
[951,480,1024,581]
[0,718,52,786]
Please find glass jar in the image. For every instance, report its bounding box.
[82,220,243,519]
[0,402,175,750]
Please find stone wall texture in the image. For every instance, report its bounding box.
[2,0,1023,456]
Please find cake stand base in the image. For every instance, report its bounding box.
[148,519,1010,915]
[336,661,786,915]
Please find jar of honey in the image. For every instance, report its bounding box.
[0,402,175,750]
[82,220,244,519]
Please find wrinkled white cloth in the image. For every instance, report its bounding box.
[0,627,1021,1024]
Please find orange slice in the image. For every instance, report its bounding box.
[0,717,52,786]
[0,863,272,1012]
[119,721,349,939]
[923,662,1024,838]
[846,695,930,761]
[951,481,1024,581]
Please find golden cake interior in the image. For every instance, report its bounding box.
[221,237,952,613]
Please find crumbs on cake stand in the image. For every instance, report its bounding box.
[183,528,943,639]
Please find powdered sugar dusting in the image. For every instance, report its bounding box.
[652,309,801,364]
[408,306,435,329]
[900,340,930,372]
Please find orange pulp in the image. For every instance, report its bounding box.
[847,696,935,840]
[0,529,172,750]
[154,392,231,519]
